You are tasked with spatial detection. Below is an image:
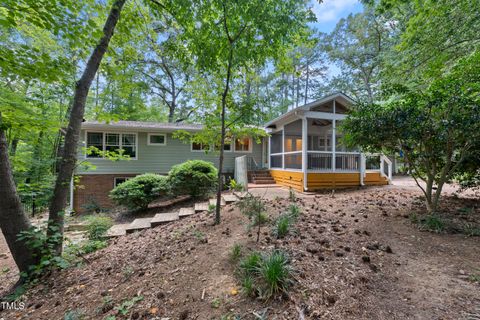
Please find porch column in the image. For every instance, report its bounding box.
[282,128,285,169]
[302,117,308,191]
[267,135,271,169]
[360,153,365,186]
[332,119,336,172]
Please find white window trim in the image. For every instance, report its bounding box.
[114,177,131,187]
[147,133,167,146]
[85,131,138,160]
[234,137,253,153]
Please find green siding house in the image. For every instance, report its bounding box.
[73,120,266,212]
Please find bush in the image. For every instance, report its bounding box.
[237,193,268,242]
[168,160,218,198]
[109,173,169,210]
[85,215,113,240]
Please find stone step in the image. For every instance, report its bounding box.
[179,207,195,218]
[194,202,209,212]
[209,198,226,207]
[222,194,238,204]
[252,179,276,184]
[151,212,179,227]
[126,218,152,234]
[106,224,130,238]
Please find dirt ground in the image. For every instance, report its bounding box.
[1,178,479,319]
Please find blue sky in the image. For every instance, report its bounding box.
[311,0,364,33]
[308,0,364,78]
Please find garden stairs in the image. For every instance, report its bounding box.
[248,170,275,185]
[105,193,242,237]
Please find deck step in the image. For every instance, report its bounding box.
[209,198,226,207]
[126,218,152,234]
[222,194,238,204]
[179,207,195,218]
[151,212,179,227]
[106,224,129,237]
[194,202,209,212]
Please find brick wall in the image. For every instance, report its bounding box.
[73,174,138,213]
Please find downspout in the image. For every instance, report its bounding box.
[69,176,74,213]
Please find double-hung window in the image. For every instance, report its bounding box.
[86,132,137,159]
[234,137,252,152]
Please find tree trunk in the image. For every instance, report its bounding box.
[9,138,19,157]
[47,0,127,255]
[0,113,40,277]
[304,64,309,105]
[215,47,234,225]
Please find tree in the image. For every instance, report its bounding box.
[160,0,314,224]
[342,51,480,212]
[47,0,127,254]
[321,7,391,103]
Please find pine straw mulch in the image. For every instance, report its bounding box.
[1,185,480,319]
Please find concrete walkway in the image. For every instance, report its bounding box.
[106,193,240,237]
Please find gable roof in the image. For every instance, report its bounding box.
[264,92,355,128]
[81,120,203,132]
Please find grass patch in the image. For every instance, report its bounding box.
[236,250,294,300]
[419,214,446,233]
[229,244,243,263]
[272,214,293,239]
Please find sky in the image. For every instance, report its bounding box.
[311,0,364,33]
[308,0,364,78]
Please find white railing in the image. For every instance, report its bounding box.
[380,154,393,182]
[307,151,332,170]
[335,152,360,171]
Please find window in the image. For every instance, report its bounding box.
[114,177,130,187]
[148,133,166,146]
[214,138,232,152]
[86,132,103,158]
[85,132,137,159]
[105,133,120,153]
[234,137,251,152]
[191,142,209,152]
[319,137,331,151]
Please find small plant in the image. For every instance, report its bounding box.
[109,173,169,210]
[84,215,113,240]
[462,223,480,236]
[241,275,255,297]
[273,214,292,239]
[81,196,104,214]
[239,251,262,276]
[64,309,85,320]
[81,240,108,254]
[122,266,134,280]
[228,178,244,192]
[230,244,243,262]
[287,204,301,219]
[211,297,221,309]
[237,194,268,242]
[419,214,445,233]
[236,250,293,300]
[288,187,296,202]
[256,250,294,300]
[208,203,216,214]
[115,295,143,316]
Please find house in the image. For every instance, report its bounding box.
[72,92,391,212]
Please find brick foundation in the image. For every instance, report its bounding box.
[73,174,138,213]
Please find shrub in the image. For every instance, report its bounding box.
[85,215,113,240]
[168,160,218,198]
[109,173,169,210]
[273,214,293,239]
